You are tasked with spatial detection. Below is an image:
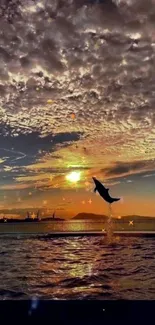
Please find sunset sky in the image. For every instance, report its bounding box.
[1,0,155,217]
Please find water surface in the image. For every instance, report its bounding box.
[0,221,154,300]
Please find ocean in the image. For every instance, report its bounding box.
[0,220,155,300]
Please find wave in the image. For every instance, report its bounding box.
[0,235,155,299]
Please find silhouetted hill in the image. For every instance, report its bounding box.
[118,215,155,222]
[73,213,108,220]
[72,213,155,223]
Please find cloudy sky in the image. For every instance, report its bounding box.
[1,0,155,217]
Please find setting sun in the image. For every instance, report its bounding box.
[66,171,81,183]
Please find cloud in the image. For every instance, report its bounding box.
[0,0,154,137]
[0,183,31,190]
[0,130,83,166]
[0,0,155,207]
[0,129,85,193]
[102,160,155,178]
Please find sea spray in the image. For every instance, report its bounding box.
[106,205,114,243]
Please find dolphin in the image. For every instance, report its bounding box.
[92,177,120,204]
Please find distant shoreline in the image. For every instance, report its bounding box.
[1,212,155,224]
[72,213,155,222]
[0,217,65,223]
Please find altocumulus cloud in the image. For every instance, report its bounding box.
[102,159,155,178]
[1,0,155,196]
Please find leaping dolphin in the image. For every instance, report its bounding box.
[92,177,120,204]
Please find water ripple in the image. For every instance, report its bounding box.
[0,235,155,299]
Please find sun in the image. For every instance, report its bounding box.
[66,171,81,183]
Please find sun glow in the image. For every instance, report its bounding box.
[66,171,81,183]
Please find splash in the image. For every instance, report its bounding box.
[105,204,114,243]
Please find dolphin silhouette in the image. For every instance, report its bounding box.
[92,177,120,204]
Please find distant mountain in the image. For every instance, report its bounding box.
[118,215,155,222]
[72,213,155,222]
[73,213,108,220]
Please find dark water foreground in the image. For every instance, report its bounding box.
[0,221,155,300]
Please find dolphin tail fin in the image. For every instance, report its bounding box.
[112,198,120,203]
